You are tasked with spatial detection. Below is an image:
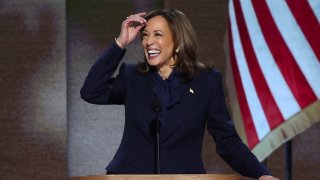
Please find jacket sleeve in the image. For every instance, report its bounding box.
[80,42,127,105]
[206,70,271,178]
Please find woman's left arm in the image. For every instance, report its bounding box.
[206,70,277,179]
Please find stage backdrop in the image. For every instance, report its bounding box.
[0,0,66,180]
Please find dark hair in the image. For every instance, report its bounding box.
[137,9,210,81]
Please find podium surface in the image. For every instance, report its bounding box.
[69,174,255,180]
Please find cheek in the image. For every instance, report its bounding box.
[164,42,174,55]
[141,41,146,48]
[141,43,147,56]
[163,48,174,58]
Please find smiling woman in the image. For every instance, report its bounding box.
[141,16,175,78]
[137,9,207,81]
[80,9,278,180]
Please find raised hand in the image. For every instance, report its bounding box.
[116,12,147,48]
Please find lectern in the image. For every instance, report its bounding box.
[69,174,255,180]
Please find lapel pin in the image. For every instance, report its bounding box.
[189,88,194,94]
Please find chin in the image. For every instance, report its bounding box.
[146,60,160,67]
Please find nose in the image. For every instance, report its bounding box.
[144,36,154,47]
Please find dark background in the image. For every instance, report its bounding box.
[0,0,319,179]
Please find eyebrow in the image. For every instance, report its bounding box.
[143,29,163,33]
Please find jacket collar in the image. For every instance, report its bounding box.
[131,69,203,141]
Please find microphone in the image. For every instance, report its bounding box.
[151,97,162,112]
[151,97,162,174]
[151,97,162,135]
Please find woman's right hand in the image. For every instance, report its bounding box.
[116,12,147,48]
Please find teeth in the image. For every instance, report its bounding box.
[148,50,160,54]
[147,49,160,57]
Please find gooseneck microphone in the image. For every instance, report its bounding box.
[151,97,162,112]
[151,98,162,174]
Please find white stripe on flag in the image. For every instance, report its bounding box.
[229,0,270,140]
[308,0,320,23]
[239,0,301,119]
[266,0,320,98]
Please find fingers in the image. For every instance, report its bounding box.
[117,12,147,48]
[124,12,147,27]
[127,12,147,19]
[135,12,147,16]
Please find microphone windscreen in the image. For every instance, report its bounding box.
[151,98,162,112]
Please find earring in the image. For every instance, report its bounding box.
[175,48,180,54]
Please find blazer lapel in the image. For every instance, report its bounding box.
[131,71,158,128]
[131,70,205,142]
[161,79,203,141]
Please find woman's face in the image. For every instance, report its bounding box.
[142,15,175,70]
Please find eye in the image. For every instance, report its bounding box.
[155,33,163,36]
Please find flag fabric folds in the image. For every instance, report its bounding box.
[225,0,320,161]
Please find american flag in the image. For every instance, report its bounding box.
[226,0,320,161]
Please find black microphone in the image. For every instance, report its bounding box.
[151,97,162,112]
[151,97,162,135]
[151,97,162,174]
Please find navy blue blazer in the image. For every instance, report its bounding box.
[80,43,270,178]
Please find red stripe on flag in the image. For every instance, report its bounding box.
[228,20,259,149]
[252,0,317,109]
[286,0,320,62]
[233,0,285,129]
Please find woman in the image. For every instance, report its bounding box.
[80,9,278,180]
